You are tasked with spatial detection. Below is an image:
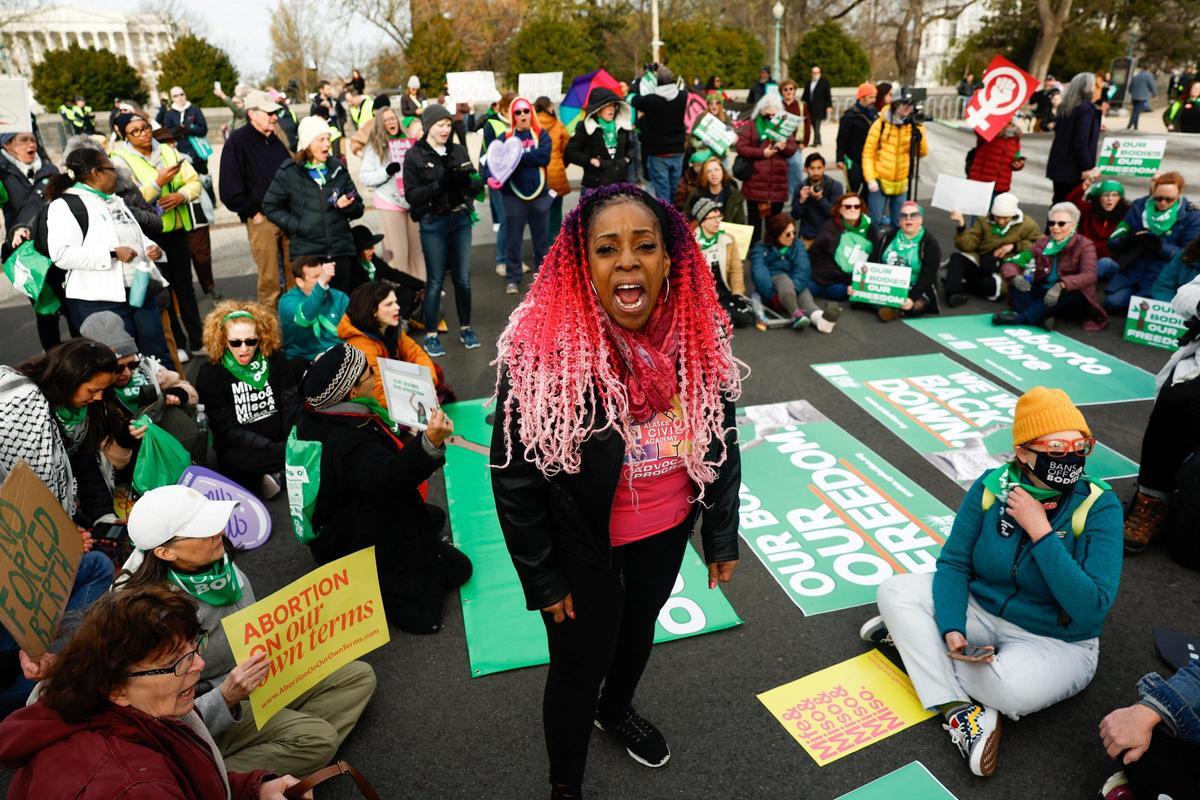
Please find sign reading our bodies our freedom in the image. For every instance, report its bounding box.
[222,549,389,728]
[1098,137,1166,178]
[812,355,1138,489]
[738,401,953,616]
[906,314,1158,404]
[848,262,911,308]
[1124,295,1186,352]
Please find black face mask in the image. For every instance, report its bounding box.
[1027,451,1085,492]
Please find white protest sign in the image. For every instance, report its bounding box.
[931,174,995,217]
[848,262,912,308]
[377,358,439,431]
[445,71,500,107]
[0,78,33,134]
[518,73,563,103]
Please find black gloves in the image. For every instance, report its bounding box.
[386,162,401,176]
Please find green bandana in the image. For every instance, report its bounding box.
[596,116,618,152]
[169,554,243,607]
[304,160,328,187]
[221,350,270,389]
[54,404,87,432]
[114,367,153,413]
[1089,179,1124,198]
[359,257,376,282]
[881,227,924,276]
[982,463,1062,503]
[1144,198,1181,237]
[73,182,111,200]
[834,216,873,274]
[348,396,403,434]
[1042,231,1074,257]
[697,229,720,250]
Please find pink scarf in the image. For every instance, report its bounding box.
[605,296,680,421]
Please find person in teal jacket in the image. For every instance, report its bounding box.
[278,255,350,364]
[860,387,1123,779]
[1149,237,1200,302]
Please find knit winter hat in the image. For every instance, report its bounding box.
[303,344,368,410]
[856,83,876,101]
[296,115,330,153]
[990,192,1020,217]
[1012,387,1090,446]
[111,112,136,137]
[1090,179,1125,197]
[372,93,391,112]
[690,196,721,223]
[407,75,421,90]
[420,104,452,136]
[80,311,138,359]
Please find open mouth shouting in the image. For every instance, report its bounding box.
[613,280,648,315]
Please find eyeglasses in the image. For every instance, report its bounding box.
[781,230,796,237]
[126,125,150,135]
[125,633,208,678]
[1047,219,1072,227]
[898,212,921,220]
[1153,195,1177,204]
[1023,436,1097,457]
[227,338,259,348]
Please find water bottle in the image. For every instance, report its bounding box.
[128,259,152,308]
[195,404,209,433]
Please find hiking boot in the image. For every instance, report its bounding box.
[992,310,1019,325]
[790,309,811,330]
[594,708,670,767]
[459,327,481,349]
[878,306,903,322]
[424,334,445,358]
[944,704,1001,777]
[1124,491,1167,553]
[858,615,894,647]
[1099,771,1132,800]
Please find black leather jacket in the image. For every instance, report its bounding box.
[489,376,741,611]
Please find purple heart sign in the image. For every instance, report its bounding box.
[485,136,524,187]
[178,466,272,550]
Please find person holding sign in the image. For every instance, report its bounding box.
[491,184,743,800]
[996,202,1107,331]
[808,192,880,305]
[0,586,308,798]
[1067,179,1129,282]
[863,387,1122,778]
[735,94,799,243]
[691,198,753,328]
[115,485,377,776]
[874,201,941,322]
[564,88,634,192]
[1105,172,1200,313]
[943,192,1041,306]
[491,97,553,295]
[861,93,928,228]
[296,344,471,633]
[750,212,834,332]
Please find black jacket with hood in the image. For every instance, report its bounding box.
[563,88,633,189]
[0,154,58,258]
[262,157,364,258]
[403,137,484,223]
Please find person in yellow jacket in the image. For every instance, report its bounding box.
[862,93,928,228]
[109,112,206,360]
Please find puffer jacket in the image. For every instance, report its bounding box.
[735,121,797,204]
[968,130,1023,193]
[337,315,434,409]
[536,111,571,197]
[403,139,483,223]
[862,112,929,193]
[563,89,633,188]
[750,242,811,300]
[1001,233,1106,327]
[954,212,1042,258]
[1109,195,1200,272]
[261,158,364,258]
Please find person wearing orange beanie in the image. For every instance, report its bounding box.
[859,386,1123,778]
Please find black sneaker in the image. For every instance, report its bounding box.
[594,709,670,767]
[858,614,894,647]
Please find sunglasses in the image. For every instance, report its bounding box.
[1024,436,1097,457]
[1153,195,1177,204]
[841,203,862,210]
[898,212,921,219]
[513,109,531,117]
[116,363,134,374]
[227,338,259,348]
[1047,220,1072,227]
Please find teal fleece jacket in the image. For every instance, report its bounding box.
[932,473,1123,643]
[278,283,349,362]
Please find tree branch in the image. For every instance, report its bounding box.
[826,0,870,21]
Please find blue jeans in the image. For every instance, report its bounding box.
[66,296,173,366]
[811,282,850,301]
[867,189,906,228]
[488,188,507,265]
[503,193,550,286]
[1129,99,1149,129]
[1096,256,1119,282]
[786,149,806,202]
[1011,283,1084,324]
[627,131,642,183]
[0,551,113,716]
[645,154,683,204]
[419,209,473,331]
[1104,258,1165,312]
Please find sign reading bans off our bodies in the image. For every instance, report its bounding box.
[737,401,954,616]
[222,548,389,728]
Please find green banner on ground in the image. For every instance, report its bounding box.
[905,314,1157,404]
[834,762,958,800]
[812,354,1138,488]
[443,399,742,678]
[738,401,954,616]
[1124,295,1185,352]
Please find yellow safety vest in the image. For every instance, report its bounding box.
[110,145,194,233]
[59,105,92,128]
[349,103,374,129]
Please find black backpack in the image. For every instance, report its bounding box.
[32,193,88,259]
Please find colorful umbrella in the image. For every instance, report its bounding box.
[560,69,622,133]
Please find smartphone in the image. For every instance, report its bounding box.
[948,644,996,662]
[213,80,222,93]
[91,521,128,541]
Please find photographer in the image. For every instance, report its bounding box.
[789,153,843,243]
[1123,272,1200,565]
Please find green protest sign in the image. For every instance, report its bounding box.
[812,355,1138,489]
[1098,137,1166,178]
[834,762,958,800]
[906,314,1157,405]
[848,262,910,308]
[738,401,954,616]
[692,113,737,156]
[1124,295,1185,352]
[443,399,742,678]
[762,111,802,142]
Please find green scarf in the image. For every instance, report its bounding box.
[114,367,153,412]
[697,229,720,250]
[54,404,87,433]
[881,227,924,276]
[833,215,874,274]
[72,182,111,200]
[596,116,618,151]
[1144,198,1181,237]
[755,115,771,140]
[169,554,243,607]
[221,350,270,390]
[982,463,1061,503]
[359,257,376,282]
[348,396,403,435]
[304,160,328,187]
[1042,231,1074,257]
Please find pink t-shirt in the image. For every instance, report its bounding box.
[373,138,415,212]
[609,396,696,546]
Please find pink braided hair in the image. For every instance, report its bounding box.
[493,183,745,496]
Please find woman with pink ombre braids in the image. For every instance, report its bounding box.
[490,184,745,800]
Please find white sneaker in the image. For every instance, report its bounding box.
[811,309,836,334]
[495,263,505,276]
[522,262,531,274]
[987,274,1003,302]
[177,348,191,364]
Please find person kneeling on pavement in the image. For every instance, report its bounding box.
[873,201,940,322]
[860,387,1122,777]
[943,192,1041,306]
[115,485,376,777]
[1122,272,1200,564]
[994,202,1107,331]
[296,344,471,634]
[80,310,207,463]
[278,256,350,367]
[691,198,753,328]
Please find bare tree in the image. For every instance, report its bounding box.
[893,0,979,85]
[269,0,331,95]
[136,0,209,38]
[1028,0,1072,80]
[332,0,412,50]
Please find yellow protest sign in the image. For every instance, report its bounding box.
[720,222,755,259]
[757,650,935,766]
[221,548,389,729]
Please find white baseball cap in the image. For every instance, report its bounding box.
[128,485,238,551]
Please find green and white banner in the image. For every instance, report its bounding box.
[1098,137,1166,178]
[812,354,1138,488]
[848,262,911,308]
[443,399,742,678]
[738,400,954,616]
[906,314,1157,404]
[1124,295,1185,352]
